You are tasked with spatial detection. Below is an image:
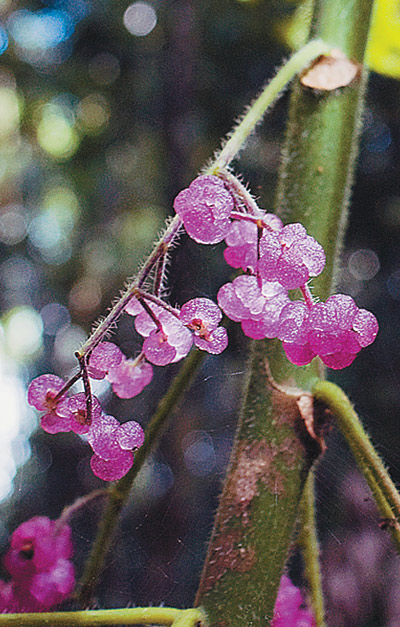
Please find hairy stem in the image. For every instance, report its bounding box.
[76,349,205,607]
[299,471,326,626]
[312,380,400,552]
[0,607,205,627]
[77,40,330,361]
[210,39,331,173]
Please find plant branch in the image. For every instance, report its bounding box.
[299,471,325,627]
[312,380,400,552]
[76,39,333,609]
[0,607,206,627]
[210,39,332,173]
[76,349,205,607]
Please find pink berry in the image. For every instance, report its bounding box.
[218,276,289,340]
[143,329,178,365]
[3,516,75,612]
[27,374,65,412]
[272,575,315,626]
[90,449,134,481]
[87,342,123,379]
[117,421,145,450]
[107,358,153,399]
[179,297,228,354]
[135,302,193,363]
[124,296,145,317]
[88,414,122,460]
[258,223,325,289]
[173,175,234,244]
[66,393,102,435]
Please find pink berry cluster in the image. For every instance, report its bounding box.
[174,174,378,369]
[27,297,227,480]
[27,373,145,481]
[0,517,74,613]
[272,575,315,626]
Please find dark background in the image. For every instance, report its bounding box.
[0,1,399,625]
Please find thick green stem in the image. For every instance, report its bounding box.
[196,1,375,625]
[76,349,205,607]
[0,607,205,627]
[312,380,400,552]
[299,471,326,627]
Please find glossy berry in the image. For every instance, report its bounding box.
[224,213,283,272]
[217,275,290,340]
[278,294,379,369]
[88,414,144,481]
[2,516,75,612]
[107,357,153,399]
[179,297,228,354]
[173,175,234,244]
[258,223,325,289]
[87,342,124,379]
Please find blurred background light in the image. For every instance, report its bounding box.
[182,430,216,476]
[0,88,21,138]
[2,306,43,360]
[53,324,87,370]
[387,271,400,301]
[40,303,71,336]
[37,103,80,160]
[0,25,8,55]
[0,206,27,245]
[348,249,380,281]
[123,2,157,37]
[8,9,74,51]
[77,93,110,134]
[0,361,35,502]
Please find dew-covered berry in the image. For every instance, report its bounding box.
[87,342,124,379]
[258,223,325,289]
[107,357,153,399]
[179,297,228,354]
[173,175,234,244]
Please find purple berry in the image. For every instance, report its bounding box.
[258,223,325,289]
[3,516,75,612]
[173,175,234,244]
[179,297,228,354]
[87,342,123,379]
[107,358,153,399]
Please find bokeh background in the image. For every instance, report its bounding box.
[0,1,399,625]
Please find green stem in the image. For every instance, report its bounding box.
[76,349,205,607]
[312,380,400,553]
[299,471,326,627]
[210,39,331,174]
[0,607,205,627]
[195,0,375,624]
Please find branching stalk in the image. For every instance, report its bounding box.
[76,349,205,607]
[312,380,400,552]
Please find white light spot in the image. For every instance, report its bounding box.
[4,307,43,359]
[348,249,380,281]
[123,2,157,37]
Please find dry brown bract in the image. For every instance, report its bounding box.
[300,48,360,90]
